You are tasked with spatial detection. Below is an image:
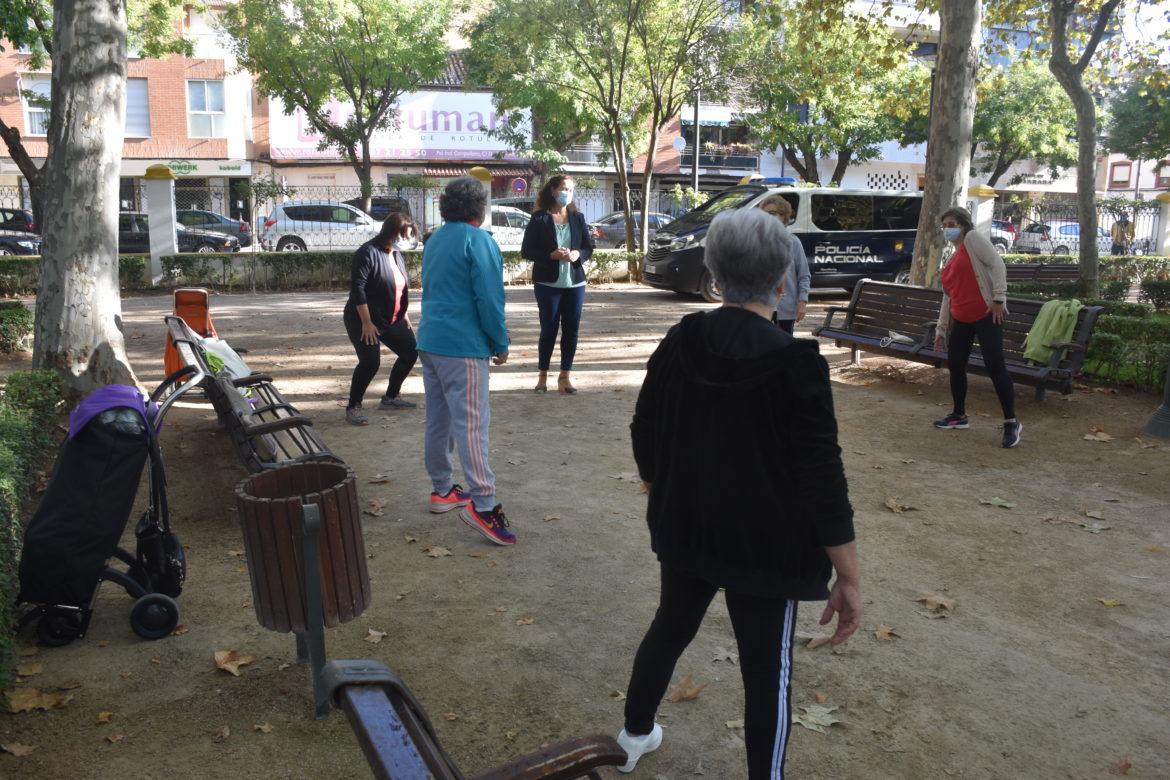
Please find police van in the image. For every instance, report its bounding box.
[642,183,922,301]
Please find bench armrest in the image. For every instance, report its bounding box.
[815,306,850,334]
[471,736,628,780]
[243,416,315,436]
[1047,341,1086,353]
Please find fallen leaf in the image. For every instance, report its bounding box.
[1149,544,1165,554]
[96,710,113,724]
[364,629,388,644]
[1080,521,1111,534]
[814,691,829,704]
[901,458,916,464]
[516,615,535,626]
[423,545,452,558]
[914,593,955,612]
[805,635,834,650]
[978,497,1015,509]
[1118,757,1133,775]
[98,640,109,648]
[106,733,125,744]
[226,549,244,558]
[57,681,82,691]
[213,650,257,676]
[1085,509,1107,520]
[15,662,43,677]
[666,674,708,703]
[494,606,508,613]
[278,663,291,671]
[467,551,487,559]
[609,690,626,701]
[874,625,900,641]
[0,743,36,757]
[712,647,739,664]
[444,712,459,721]
[1096,598,1124,608]
[403,534,418,544]
[119,672,132,680]
[725,718,745,730]
[4,687,73,713]
[543,514,561,522]
[884,497,916,513]
[368,475,391,484]
[793,704,842,733]
[150,657,161,665]
[1083,430,1113,442]
[15,647,38,658]
[608,472,642,484]
[172,624,189,636]
[212,725,230,743]
[504,729,519,742]
[253,723,273,734]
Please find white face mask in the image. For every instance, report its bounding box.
[394,238,413,251]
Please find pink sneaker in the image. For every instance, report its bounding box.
[430,485,472,514]
[460,504,516,546]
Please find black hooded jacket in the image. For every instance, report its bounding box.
[631,307,854,600]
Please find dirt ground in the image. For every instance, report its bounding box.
[2,284,1169,779]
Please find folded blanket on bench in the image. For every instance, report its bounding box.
[1023,298,1081,364]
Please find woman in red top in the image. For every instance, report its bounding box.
[932,207,1022,448]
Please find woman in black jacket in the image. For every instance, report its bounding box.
[520,175,595,394]
[343,213,418,425]
[614,207,862,778]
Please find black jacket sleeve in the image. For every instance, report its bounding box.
[631,328,674,482]
[574,212,594,264]
[783,344,855,547]
[350,245,373,306]
[521,212,551,264]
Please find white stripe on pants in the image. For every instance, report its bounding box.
[770,599,797,778]
[419,351,496,511]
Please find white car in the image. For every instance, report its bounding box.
[1014,220,1111,256]
[422,205,531,250]
[260,201,382,252]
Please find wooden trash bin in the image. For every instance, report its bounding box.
[235,461,370,632]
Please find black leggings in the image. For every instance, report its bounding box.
[344,310,418,408]
[624,565,798,779]
[947,314,1015,419]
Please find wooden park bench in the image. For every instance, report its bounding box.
[1004,262,1081,283]
[813,280,1104,400]
[164,314,335,472]
[322,660,628,779]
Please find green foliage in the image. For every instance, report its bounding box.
[1082,299,1153,318]
[1085,314,1170,391]
[1139,279,1170,311]
[119,255,148,290]
[1105,80,1170,165]
[1005,281,1083,300]
[0,369,66,686]
[740,2,926,184]
[0,302,33,353]
[0,255,149,296]
[671,185,709,212]
[221,0,452,198]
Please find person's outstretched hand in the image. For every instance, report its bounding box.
[819,576,861,645]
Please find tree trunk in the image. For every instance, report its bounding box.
[357,138,374,214]
[783,147,820,184]
[608,124,638,278]
[910,1,981,288]
[638,120,662,263]
[829,148,853,186]
[0,121,46,228]
[34,0,136,396]
[1047,0,1121,299]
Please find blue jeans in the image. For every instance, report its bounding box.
[534,283,585,371]
[419,351,496,512]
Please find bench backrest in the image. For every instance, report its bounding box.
[845,281,942,342]
[1004,263,1080,282]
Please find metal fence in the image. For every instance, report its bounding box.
[993,200,1162,257]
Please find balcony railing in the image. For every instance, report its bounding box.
[564,143,609,165]
[681,147,760,171]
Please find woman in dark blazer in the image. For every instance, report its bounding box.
[520,175,595,394]
[343,213,418,425]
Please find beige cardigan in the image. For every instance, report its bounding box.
[936,229,1009,339]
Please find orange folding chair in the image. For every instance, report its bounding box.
[163,288,217,378]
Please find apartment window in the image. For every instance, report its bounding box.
[1109,161,1132,188]
[21,75,51,136]
[1156,162,1170,189]
[125,78,150,137]
[187,79,225,138]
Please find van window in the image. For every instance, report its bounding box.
[506,211,529,229]
[685,188,761,225]
[811,194,873,231]
[492,211,509,228]
[283,206,315,221]
[873,196,921,230]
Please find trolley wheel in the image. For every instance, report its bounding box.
[37,608,84,647]
[129,593,180,640]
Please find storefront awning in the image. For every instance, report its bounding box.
[423,164,532,178]
[680,104,738,127]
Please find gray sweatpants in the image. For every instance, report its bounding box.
[419,351,497,512]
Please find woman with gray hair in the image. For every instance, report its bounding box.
[416,176,515,545]
[616,207,861,777]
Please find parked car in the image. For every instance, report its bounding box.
[0,208,35,234]
[645,185,921,301]
[118,212,241,254]
[177,209,252,248]
[260,201,382,252]
[343,196,412,222]
[0,229,41,255]
[589,210,672,249]
[1013,220,1111,256]
[990,219,1016,252]
[492,196,536,214]
[421,205,531,250]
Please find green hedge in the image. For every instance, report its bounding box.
[0,302,33,353]
[0,370,66,687]
[1001,254,1170,284]
[0,255,148,296]
[1139,279,1170,311]
[1005,279,1130,302]
[1085,314,1170,392]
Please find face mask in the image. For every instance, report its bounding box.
[556,190,572,206]
[942,227,962,242]
[394,238,413,251]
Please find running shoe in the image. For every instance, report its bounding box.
[379,395,417,409]
[616,724,663,774]
[933,413,969,429]
[430,484,472,514]
[345,406,369,426]
[460,504,516,546]
[1002,420,1023,448]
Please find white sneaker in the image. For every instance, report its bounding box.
[616,723,663,773]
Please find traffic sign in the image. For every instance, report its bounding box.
[511,178,528,194]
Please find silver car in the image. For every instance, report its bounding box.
[1014,220,1111,256]
[260,201,382,252]
[589,211,673,249]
